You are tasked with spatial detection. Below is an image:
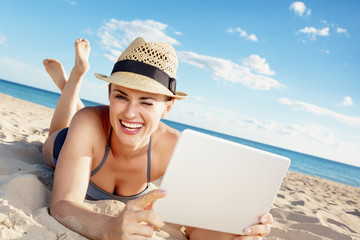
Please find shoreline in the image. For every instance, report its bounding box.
[0,93,359,239]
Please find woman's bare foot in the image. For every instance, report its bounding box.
[73,38,91,76]
[43,58,68,91]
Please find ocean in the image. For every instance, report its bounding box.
[1,78,359,188]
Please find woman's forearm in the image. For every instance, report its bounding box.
[50,200,114,240]
[186,227,235,240]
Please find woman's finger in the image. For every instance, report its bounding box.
[126,189,167,210]
[130,236,155,240]
[243,223,271,237]
[121,208,164,230]
[260,213,273,224]
[132,210,165,230]
[235,236,262,240]
[127,222,155,238]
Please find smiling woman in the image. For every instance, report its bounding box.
[40,37,273,240]
[108,85,174,148]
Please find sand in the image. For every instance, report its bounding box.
[0,92,359,240]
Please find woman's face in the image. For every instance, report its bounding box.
[109,84,173,148]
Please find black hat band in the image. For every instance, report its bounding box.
[111,60,177,94]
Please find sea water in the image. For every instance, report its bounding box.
[1,78,359,188]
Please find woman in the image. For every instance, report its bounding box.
[42,37,272,240]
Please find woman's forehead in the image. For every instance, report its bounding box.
[111,84,164,99]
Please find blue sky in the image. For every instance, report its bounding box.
[1,0,359,167]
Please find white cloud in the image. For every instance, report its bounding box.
[227,27,258,42]
[298,23,349,42]
[337,27,347,34]
[178,51,283,90]
[278,97,360,126]
[243,55,275,76]
[62,0,76,5]
[289,1,311,16]
[336,27,350,37]
[82,27,93,35]
[0,33,6,45]
[318,27,330,36]
[342,96,354,106]
[248,34,258,42]
[240,118,339,147]
[321,49,330,54]
[278,123,337,146]
[299,26,329,40]
[98,19,180,62]
[192,96,204,102]
[104,49,122,62]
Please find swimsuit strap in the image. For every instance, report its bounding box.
[90,127,152,183]
[147,137,151,183]
[90,128,112,177]
[107,127,113,146]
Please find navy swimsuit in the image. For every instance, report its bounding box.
[53,127,151,203]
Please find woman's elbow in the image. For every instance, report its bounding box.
[50,199,67,218]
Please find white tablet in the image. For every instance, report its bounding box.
[152,129,290,235]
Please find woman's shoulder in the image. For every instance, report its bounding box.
[69,105,110,136]
[152,122,180,156]
[154,121,180,144]
[150,122,180,180]
[72,105,109,124]
[75,105,109,117]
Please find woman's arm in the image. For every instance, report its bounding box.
[50,108,111,239]
[51,189,167,239]
[51,199,113,239]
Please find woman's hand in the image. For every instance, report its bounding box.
[186,213,273,240]
[235,213,273,239]
[106,189,167,240]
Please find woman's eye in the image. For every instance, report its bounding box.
[141,102,153,106]
[116,95,127,100]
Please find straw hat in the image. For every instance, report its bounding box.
[95,37,188,100]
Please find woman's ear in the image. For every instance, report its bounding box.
[108,83,112,100]
[162,98,175,118]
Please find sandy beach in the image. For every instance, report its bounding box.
[0,92,359,240]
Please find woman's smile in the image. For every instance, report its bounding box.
[120,120,144,135]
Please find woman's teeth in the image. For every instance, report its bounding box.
[121,120,143,129]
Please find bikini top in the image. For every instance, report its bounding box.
[86,128,151,203]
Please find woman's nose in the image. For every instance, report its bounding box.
[123,102,137,118]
